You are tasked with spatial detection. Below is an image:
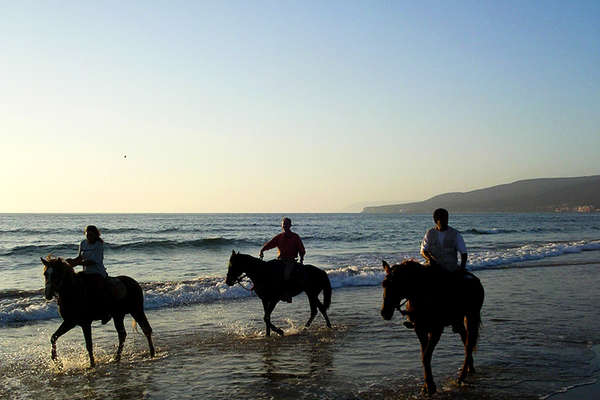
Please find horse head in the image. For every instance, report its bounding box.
[380,259,422,320]
[41,256,74,300]
[225,250,245,286]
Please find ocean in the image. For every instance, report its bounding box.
[1,213,599,399]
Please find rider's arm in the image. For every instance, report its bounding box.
[66,242,84,267]
[421,249,436,264]
[66,255,83,267]
[259,235,279,258]
[420,231,436,265]
[457,233,468,270]
[297,235,306,263]
[460,253,468,270]
[66,255,97,267]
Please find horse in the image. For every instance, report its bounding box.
[41,256,155,368]
[225,251,332,336]
[380,259,484,395]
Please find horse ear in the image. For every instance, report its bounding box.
[41,257,48,266]
[382,260,390,274]
[232,250,236,256]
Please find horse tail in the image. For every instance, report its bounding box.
[321,270,332,310]
[468,281,485,351]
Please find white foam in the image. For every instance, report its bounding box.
[2,239,599,324]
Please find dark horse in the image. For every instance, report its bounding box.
[225,251,332,336]
[41,256,155,368]
[380,259,484,395]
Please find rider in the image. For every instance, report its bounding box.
[66,225,112,324]
[403,208,468,329]
[421,208,468,273]
[259,217,305,303]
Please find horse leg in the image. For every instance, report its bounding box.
[50,320,76,362]
[305,295,318,328]
[113,314,126,362]
[81,323,95,368]
[458,315,479,382]
[416,327,442,395]
[316,299,332,328]
[262,299,283,336]
[456,317,467,344]
[131,310,155,357]
[261,299,271,336]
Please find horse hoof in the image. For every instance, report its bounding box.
[421,382,437,396]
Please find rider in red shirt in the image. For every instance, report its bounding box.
[259,217,305,263]
[259,217,305,302]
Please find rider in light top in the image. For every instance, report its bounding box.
[66,225,111,324]
[403,208,468,330]
[420,208,468,272]
[67,225,108,277]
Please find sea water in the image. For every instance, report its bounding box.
[1,213,599,399]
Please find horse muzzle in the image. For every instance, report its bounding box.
[44,287,54,300]
[44,281,56,300]
[380,306,395,321]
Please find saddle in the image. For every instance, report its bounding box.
[405,270,479,328]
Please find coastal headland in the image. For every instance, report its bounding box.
[362,175,600,214]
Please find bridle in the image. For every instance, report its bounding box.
[396,298,408,311]
[234,273,254,292]
[384,274,408,312]
[45,267,62,298]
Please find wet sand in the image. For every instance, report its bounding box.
[1,256,599,399]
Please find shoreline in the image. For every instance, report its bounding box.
[542,345,600,400]
[1,251,599,399]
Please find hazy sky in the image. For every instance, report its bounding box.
[2,1,599,212]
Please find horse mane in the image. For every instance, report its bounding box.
[44,255,74,271]
[233,252,264,265]
[399,258,424,268]
[392,258,425,275]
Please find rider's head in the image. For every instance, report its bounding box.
[84,225,102,243]
[433,208,449,231]
[281,217,292,232]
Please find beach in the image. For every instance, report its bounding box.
[1,213,599,399]
[2,255,599,399]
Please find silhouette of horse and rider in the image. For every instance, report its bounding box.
[41,211,484,395]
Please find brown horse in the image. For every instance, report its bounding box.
[380,259,484,395]
[225,251,332,336]
[41,256,155,368]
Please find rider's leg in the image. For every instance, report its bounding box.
[281,261,294,303]
[402,300,415,329]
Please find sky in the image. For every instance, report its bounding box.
[2,0,599,213]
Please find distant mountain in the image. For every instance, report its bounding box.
[362,176,600,214]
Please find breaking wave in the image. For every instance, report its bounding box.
[2,239,599,325]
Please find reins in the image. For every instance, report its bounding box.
[395,299,408,311]
[235,274,254,292]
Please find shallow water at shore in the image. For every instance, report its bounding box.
[1,255,599,399]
